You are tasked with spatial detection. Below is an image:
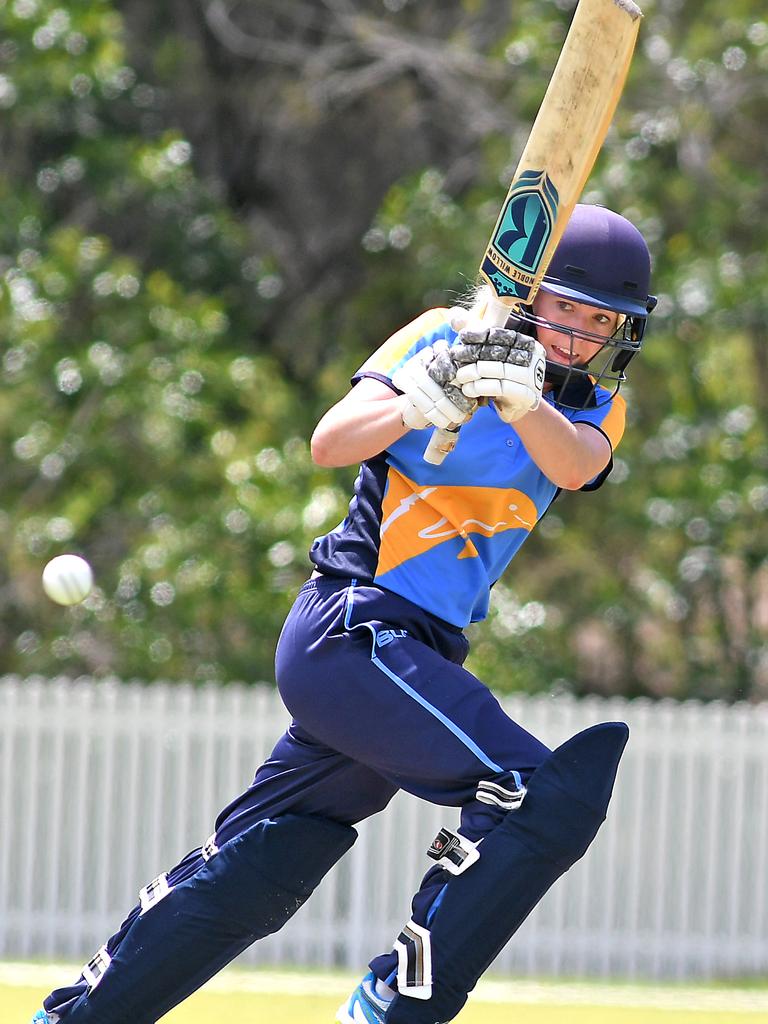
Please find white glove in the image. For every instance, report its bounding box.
[452,327,546,424]
[392,341,478,431]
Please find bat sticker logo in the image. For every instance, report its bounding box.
[480,170,559,302]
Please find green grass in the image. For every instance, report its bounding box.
[6,970,768,1024]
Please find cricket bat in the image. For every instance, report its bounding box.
[424,0,643,465]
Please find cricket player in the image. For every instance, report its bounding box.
[32,205,655,1024]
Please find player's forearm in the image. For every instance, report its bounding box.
[512,400,611,489]
[311,393,409,468]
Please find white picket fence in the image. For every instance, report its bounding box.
[1,675,767,981]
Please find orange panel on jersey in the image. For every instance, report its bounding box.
[377,468,539,577]
[594,391,626,449]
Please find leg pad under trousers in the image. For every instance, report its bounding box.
[51,814,356,1024]
[385,722,629,1024]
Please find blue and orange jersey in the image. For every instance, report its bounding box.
[310,309,626,628]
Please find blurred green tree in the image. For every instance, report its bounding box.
[0,1,345,682]
[0,0,766,700]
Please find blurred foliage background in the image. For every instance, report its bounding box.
[0,0,766,701]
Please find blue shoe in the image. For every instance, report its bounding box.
[30,1012,56,1024]
[336,971,391,1024]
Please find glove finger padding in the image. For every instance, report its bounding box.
[456,337,547,423]
[426,340,459,386]
[454,359,544,384]
[461,377,506,398]
[451,326,540,369]
[392,343,478,431]
[462,377,535,414]
[459,375,542,422]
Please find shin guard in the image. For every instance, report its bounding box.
[49,814,356,1023]
[386,722,629,1024]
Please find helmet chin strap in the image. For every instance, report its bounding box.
[544,359,582,387]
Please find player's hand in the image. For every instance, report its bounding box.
[392,341,478,431]
[452,327,547,424]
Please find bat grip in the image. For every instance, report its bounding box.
[423,426,460,465]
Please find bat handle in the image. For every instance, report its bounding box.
[423,426,460,465]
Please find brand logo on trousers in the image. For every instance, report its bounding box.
[376,629,408,647]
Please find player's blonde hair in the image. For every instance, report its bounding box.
[456,282,495,321]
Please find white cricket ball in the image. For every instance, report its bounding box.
[42,554,94,606]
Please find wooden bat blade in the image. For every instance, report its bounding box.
[479,0,643,312]
[424,0,642,466]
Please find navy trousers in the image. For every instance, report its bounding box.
[218,576,549,834]
[216,576,550,980]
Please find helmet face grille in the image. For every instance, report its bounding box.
[509,306,643,411]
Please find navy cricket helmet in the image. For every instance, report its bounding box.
[519,204,656,408]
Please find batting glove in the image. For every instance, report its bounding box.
[392,341,478,431]
[452,327,547,424]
